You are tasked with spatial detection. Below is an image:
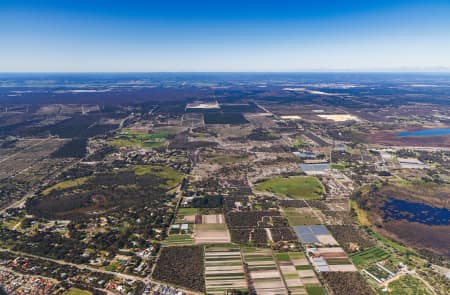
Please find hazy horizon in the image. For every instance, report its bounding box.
[1,1,450,72]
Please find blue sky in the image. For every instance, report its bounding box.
[1,0,450,72]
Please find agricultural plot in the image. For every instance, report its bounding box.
[255,176,323,200]
[351,247,390,268]
[362,263,395,284]
[282,207,324,226]
[274,251,323,295]
[306,247,357,272]
[194,214,230,244]
[293,225,338,245]
[164,234,194,245]
[242,247,287,295]
[204,245,248,294]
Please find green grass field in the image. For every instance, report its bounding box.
[64,288,92,295]
[42,177,89,195]
[275,253,290,261]
[305,285,326,295]
[134,165,183,189]
[110,129,170,148]
[351,247,389,267]
[164,234,194,245]
[282,207,321,225]
[177,207,199,216]
[255,176,323,199]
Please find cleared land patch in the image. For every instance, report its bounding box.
[255,176,323,200]
[194,215,230,244]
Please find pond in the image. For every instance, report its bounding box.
[381,198,450,226]
[397,128,450,137]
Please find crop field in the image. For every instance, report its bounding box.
[282,207,323,225]
[307,247,357,272]
[194,223,230,244]
[177,207,199,216]
[242,247,287,295]
[294,225,338,245]
[274,251,323,295]
[204,245,248,294]
[351,247,390,268]
[164,234,194,245]
[255,176,323,200]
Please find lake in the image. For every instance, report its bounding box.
[381,198,450,226]
[397,128,450,137]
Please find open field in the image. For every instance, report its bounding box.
[64,288,93,295]
[255,176,323,200]
[317,114,360,122]
[164,234,194,245]
[204,245,248,294]
[282,207,323,225]
[0,138,66,179]
[41,177,89,195]
[194,223,230,244]
[110,128,171,148]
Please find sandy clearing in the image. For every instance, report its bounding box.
[206,266,244,272]
[291,258,309,265]
[317,114,360,122]
[285,278,304,287]
[297,270,316,277]
[328,264,358,272]
[301,277,320,284]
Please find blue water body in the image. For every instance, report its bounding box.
[397,128,450,137]
[381,198,450,226]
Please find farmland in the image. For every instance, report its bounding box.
[204,245,248,294]
[274,251,323,295]
[255,176,323,200]
[242,247,287,294]
[351,247,390,268]
[1,74,450,294]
